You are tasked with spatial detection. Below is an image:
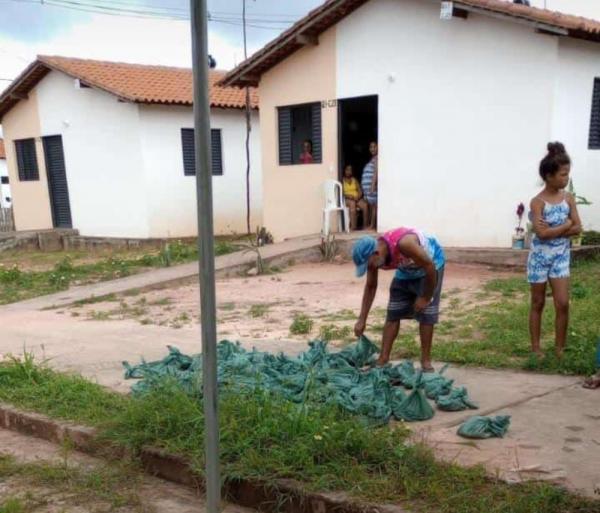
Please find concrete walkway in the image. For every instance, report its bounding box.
[0,427,255,513]
[414,366,599,497]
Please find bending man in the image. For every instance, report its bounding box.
[353,227,445,370]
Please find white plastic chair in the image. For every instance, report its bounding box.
[322,179,350,236]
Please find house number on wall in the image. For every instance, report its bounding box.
[321,99,337,108]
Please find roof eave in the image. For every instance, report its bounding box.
[219,0,369,88]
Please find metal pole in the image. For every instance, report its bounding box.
[190,1,220,511]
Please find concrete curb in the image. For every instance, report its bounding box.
[0,403,408,513]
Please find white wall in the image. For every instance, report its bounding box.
[552,38,600,231]
[336,0,559,247]
[0,158,10,208]
[36,71,150,237]
[139,105,262,237]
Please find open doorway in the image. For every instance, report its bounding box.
[338,95,378,182]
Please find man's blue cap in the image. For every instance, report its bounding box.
[352,236,377,277]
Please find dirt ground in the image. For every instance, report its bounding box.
[65,261,516,342]
[1,260,599,498]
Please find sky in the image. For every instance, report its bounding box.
[1,0,600,92]
[0,0,323,88]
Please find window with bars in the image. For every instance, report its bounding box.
[181,128,223,176]
[14,138,39,181]
[277,102,322,165]
[589,78,600,150]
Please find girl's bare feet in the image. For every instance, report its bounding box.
[583,374,600,389]
[421,361,434,372]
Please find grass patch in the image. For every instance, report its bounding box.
[72,293,118,307]
[0,353,126,425]
[320,309,356,322]
[0,240,239,305]
[0,497,28,513]
[0,454,144,511]
[0,357,598,512]
[249,303,270,318]
[290,313,313,335]
[319,324,352,342]
[149,297,172,306]
[392,258,600,375]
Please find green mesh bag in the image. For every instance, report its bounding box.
[436,387,478,412]
[457,415,510,439]
[392,373,434,422]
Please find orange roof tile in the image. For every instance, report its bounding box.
[0,56,258,120]
[0,139,5,159]
[221,0,600,87]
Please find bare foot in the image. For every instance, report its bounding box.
[421,361,434,372]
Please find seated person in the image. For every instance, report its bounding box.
[342,164,368,231]
[299,140,314,164]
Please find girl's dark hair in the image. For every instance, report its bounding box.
[539,142,570,181]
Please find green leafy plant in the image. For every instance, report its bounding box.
[568,179,592,206]
[319,234,338,262]
[290,313,313,335]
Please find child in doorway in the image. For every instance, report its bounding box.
[528,142,582,359]
[342,165,368,231]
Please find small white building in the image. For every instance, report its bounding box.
[0,56,262,238]
[222,0,600,247]
[0,139,11,208]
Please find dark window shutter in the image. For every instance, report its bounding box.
[211,129,223,175]
[15,138,39,181]
[278,107,292,165]
[589,78,600,150]
[311,103,322,163]
[181,128,195,175]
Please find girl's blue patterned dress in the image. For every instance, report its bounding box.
[527,199,571,283]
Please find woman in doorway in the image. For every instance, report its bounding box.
[361,141,378,230]
[342,164,368,231]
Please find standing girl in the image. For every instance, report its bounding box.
[528,142,582,358]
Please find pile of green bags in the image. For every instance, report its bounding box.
[123,336,481,425]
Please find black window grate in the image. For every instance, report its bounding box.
[277,102,322,165]
[589,78,600,150]
[181,128,223,176]
[15,138,39,181]
[278,107,293,165]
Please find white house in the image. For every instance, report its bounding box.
[0,56,262,238]
[222,0,600,247]
[0,139,11,208]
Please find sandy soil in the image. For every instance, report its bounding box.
[66,261,517,343]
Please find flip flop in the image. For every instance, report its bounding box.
[421,366,435,373]
[582,375,600,389]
